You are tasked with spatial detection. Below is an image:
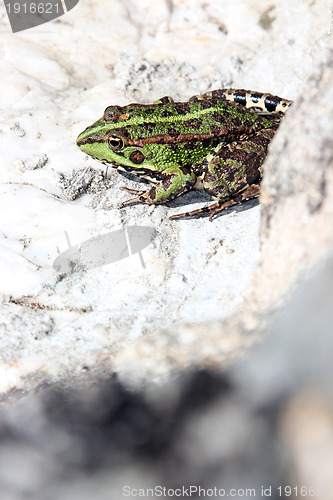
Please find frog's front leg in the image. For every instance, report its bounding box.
[171,128,276,220]
[119,166,197,208]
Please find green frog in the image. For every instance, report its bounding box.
[76,88,291,220]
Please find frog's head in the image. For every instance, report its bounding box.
[76,105,156,174]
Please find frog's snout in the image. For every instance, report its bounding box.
[76,134,83,148]
[76,130,90,149]
[76,132,98,151]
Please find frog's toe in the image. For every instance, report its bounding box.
[119,186,145,195]
[169,202,220,220]
[119,194,146,208]
[119,187,156,208]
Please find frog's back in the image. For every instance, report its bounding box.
[107,98,271,144]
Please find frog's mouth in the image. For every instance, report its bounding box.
[76,131,111,164]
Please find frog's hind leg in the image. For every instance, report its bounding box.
[170,183,260,221]
[170,127,276,220]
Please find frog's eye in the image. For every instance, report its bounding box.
[107,135,124,151]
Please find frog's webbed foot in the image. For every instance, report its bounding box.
[170,184,260,221]
[119,186,148,208]
[119,183,176,207]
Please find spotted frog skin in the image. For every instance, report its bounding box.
[76,89,292,219]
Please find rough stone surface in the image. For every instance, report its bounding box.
[0,255,332,498]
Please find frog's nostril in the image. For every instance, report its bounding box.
[76,134,104,148]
